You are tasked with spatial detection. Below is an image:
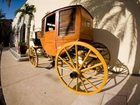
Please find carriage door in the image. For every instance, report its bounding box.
[41,13,56,56]
[56,8,76,50]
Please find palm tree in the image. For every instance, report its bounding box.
[15,3,36,46]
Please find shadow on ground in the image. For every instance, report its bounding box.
[105,75,140,105]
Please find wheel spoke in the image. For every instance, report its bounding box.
[64,48,75,69]
[30,52,34,57]
[79,50,91,70]
[57,66,72,72]
[58,56,73,70]
[82,63,103,73]
[83,72,104,80]
[61,68,63,76]
[60,74,70,78]
[33,60,36,65]
[30,58,33,63]
[31,58,34,65]
[79,77,88,92]
[75,45,78,69]
[92,75,104,80]
[82,76,98,90]
[30,54,36,58]
[32,56,37,65]
[67,79,74,86]
[89,53,98,58]
[76,77,79,91]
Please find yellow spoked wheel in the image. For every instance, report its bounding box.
[28,47,38,67]
[55,41,108,95]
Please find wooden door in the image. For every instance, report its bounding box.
[56,7,79,51]
[40,13,57,56]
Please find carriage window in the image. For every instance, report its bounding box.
[46,13,55,31]
[59,8,76,36]
[81,8,93,28]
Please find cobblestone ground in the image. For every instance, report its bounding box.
[0,45,6,105]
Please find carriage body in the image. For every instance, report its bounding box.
[38,5,93,56]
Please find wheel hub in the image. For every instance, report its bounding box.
[70,71,79,79]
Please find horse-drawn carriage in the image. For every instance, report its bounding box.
[28,5,110,95]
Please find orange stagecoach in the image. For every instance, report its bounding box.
[28,5,110,95]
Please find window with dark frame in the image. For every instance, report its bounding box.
[59,8,76,36]
[45,13,55,32]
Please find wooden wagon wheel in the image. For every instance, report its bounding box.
[28,47,38,67]
[55,41,108,95]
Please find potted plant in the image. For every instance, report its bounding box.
[18,41,27,54]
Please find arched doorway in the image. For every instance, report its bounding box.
[20,24,26,42]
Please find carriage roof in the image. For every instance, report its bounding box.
[42,5,93,20]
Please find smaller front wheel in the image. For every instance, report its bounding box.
[55,41,108,95]
[28,47,38,67]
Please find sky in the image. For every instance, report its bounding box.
[0,0,27,19]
